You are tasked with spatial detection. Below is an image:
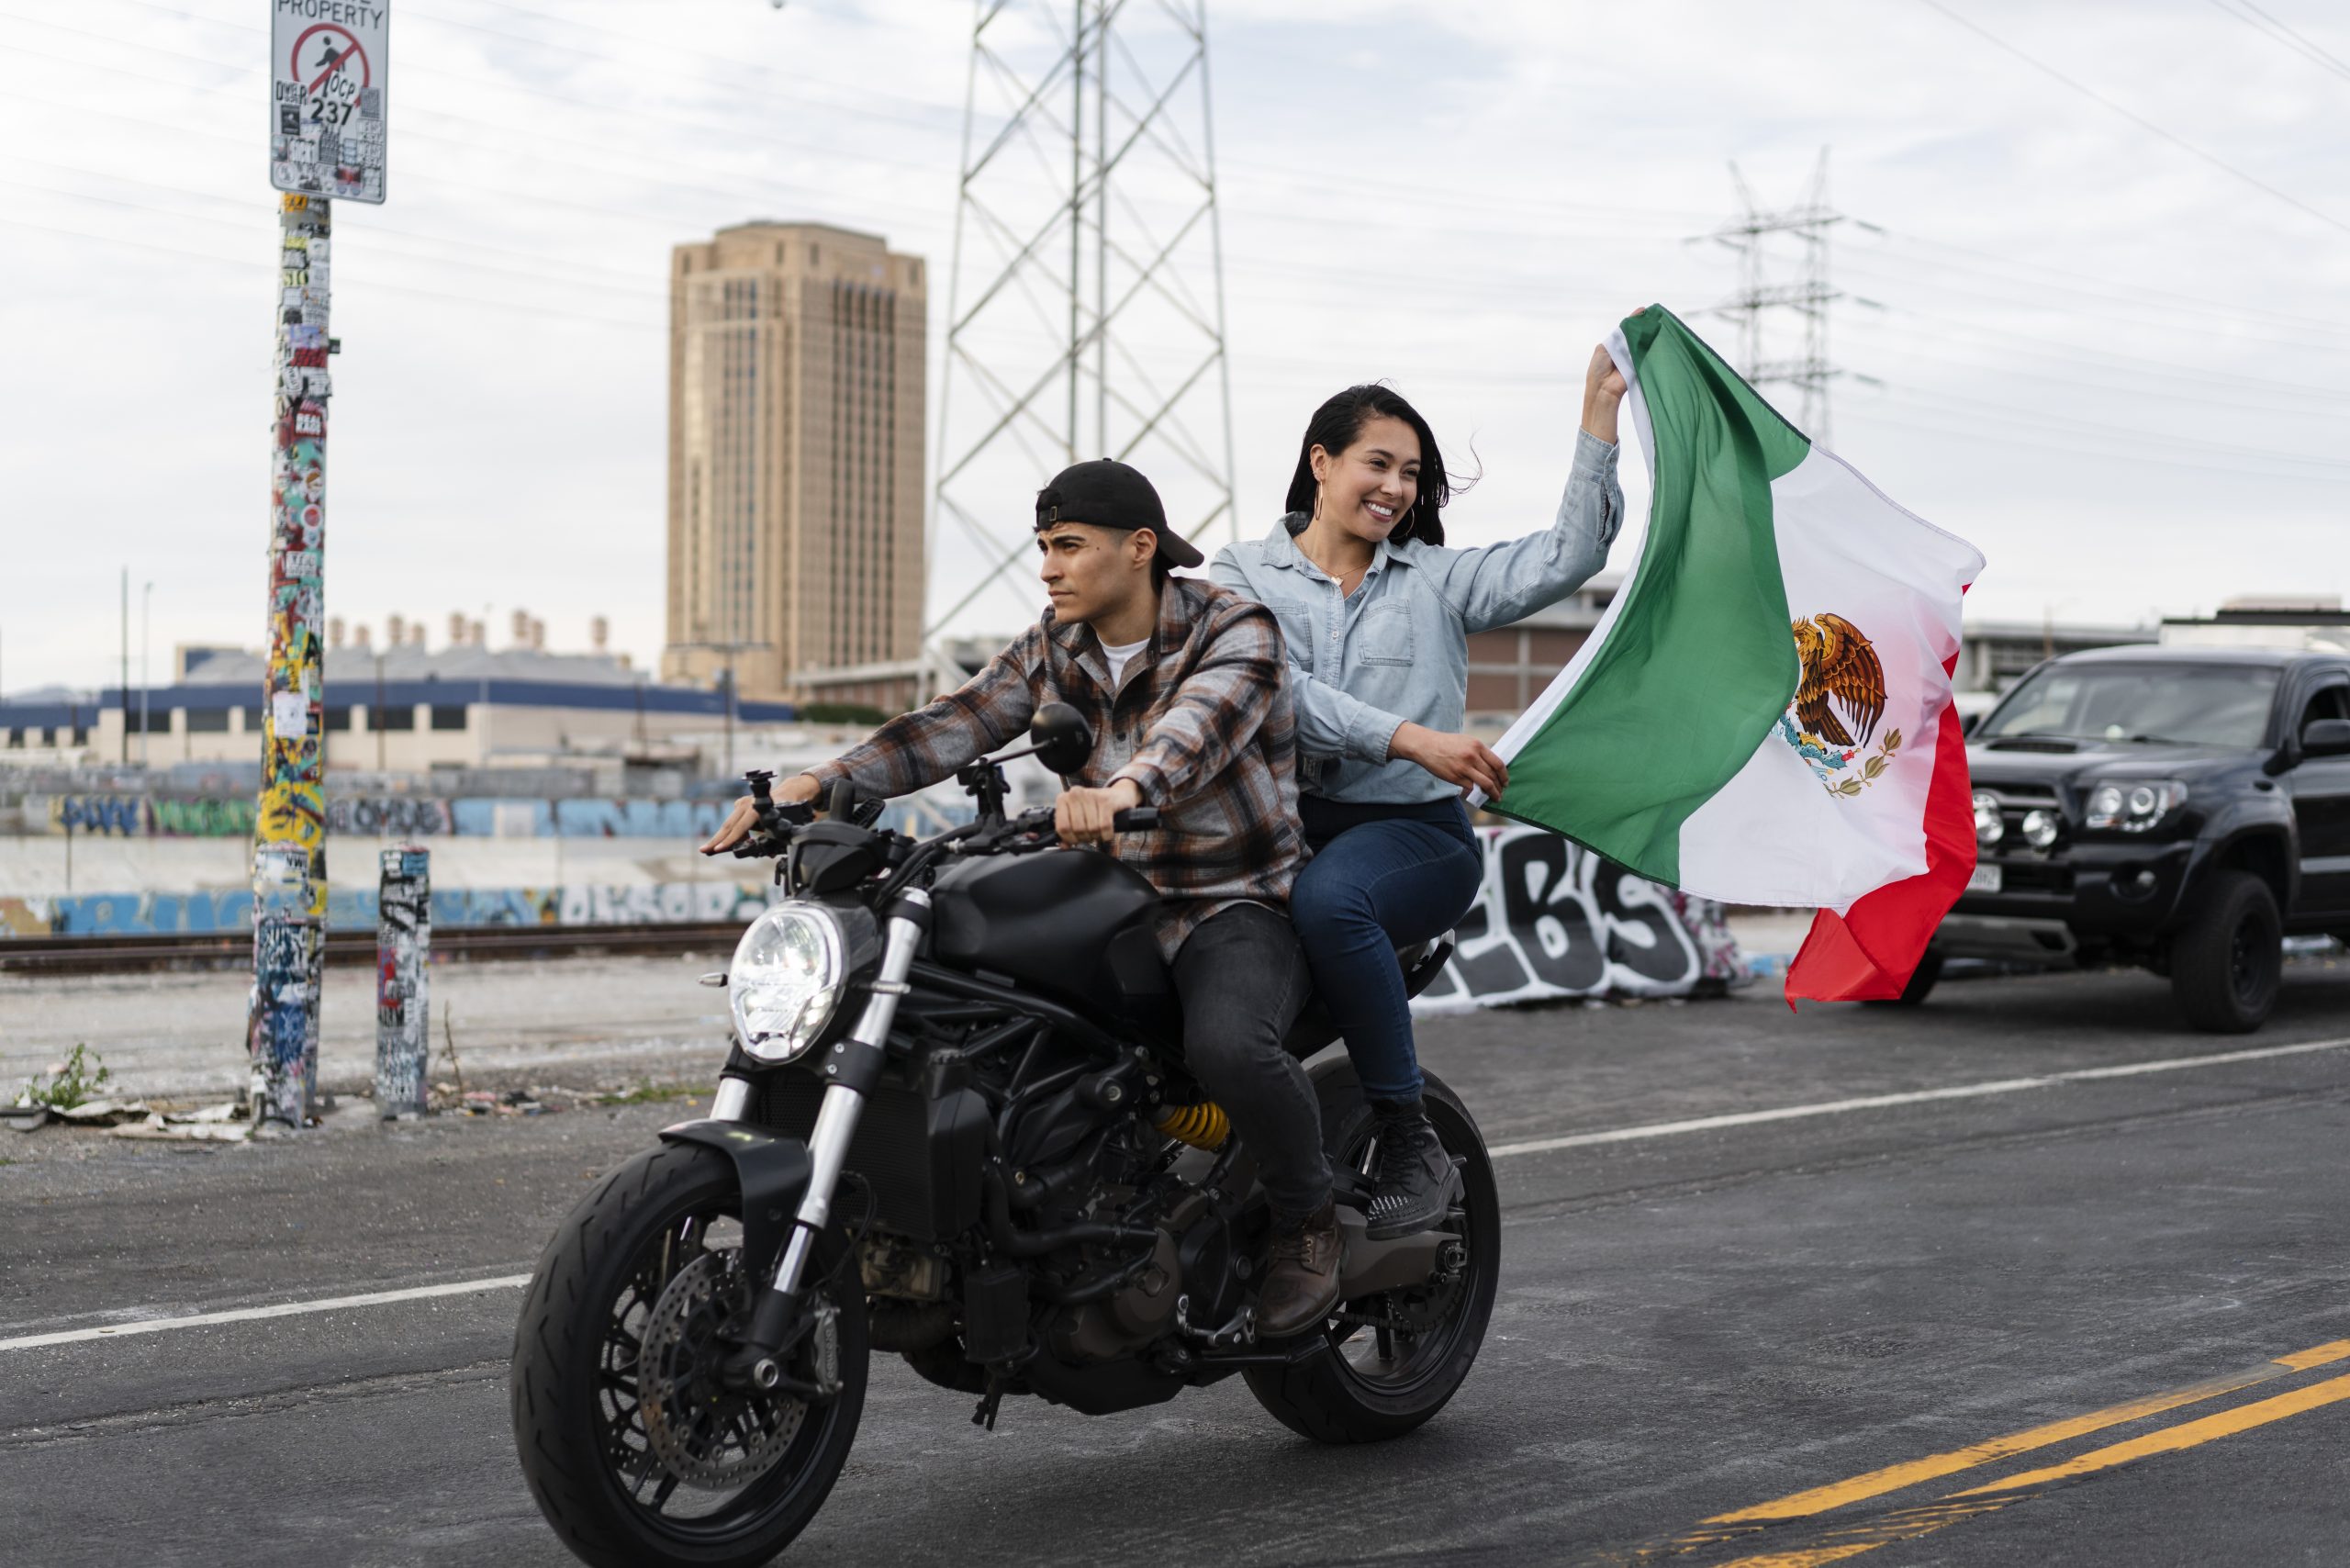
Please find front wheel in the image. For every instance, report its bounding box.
[1863,948,1943,1007]
[510,1141,868,1568]
[1243,1061,1500,1444]
[2171,869,2282,1034]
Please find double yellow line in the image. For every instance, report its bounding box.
[1601,1337,2350,1566]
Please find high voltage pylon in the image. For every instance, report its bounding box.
[924,0,1237,652]
[1703,148,1851,442]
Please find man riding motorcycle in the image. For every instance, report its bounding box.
[700,458,1346,1338]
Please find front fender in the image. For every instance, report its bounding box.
[657,1118,811,1279]
[2185,794,2299,914]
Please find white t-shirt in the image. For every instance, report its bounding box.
[1101,637,1148,689]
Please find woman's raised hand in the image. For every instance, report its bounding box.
[1390,722,1509,800]
[1582,342,1627,444]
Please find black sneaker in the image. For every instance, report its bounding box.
[1364,1098,1462,1240]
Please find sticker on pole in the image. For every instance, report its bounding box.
[270,2,389,204]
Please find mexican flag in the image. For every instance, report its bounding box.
[1486,306,1985,1004]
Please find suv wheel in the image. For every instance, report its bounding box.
[1863,948,1943,1007]
[2170,870,2281,1034]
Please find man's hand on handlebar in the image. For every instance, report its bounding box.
[1055,778,1144,847]
[697,773,822,855]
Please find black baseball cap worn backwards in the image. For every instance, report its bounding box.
[1034,458,1204,570]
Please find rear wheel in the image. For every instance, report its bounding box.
[510,1142,867,1568]
[2171,869,2281,1034]
[1243,1062,1499,1444]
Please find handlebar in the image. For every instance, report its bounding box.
[725,797,1159,863]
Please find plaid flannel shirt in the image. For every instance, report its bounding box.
[806,577,1305,959]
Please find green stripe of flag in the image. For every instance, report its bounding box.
[1489,308,1811,883]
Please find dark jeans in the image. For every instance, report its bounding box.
[1292,795,1483,1102]
[1169,902,1328,1226]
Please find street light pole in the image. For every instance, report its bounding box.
[675,630,770,784]
[140,580,152,770]
[118,567,129,765]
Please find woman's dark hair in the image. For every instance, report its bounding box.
[1283,384,1466,547]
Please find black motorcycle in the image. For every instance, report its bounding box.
[509,705,1499,1567]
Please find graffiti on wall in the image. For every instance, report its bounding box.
[8,881,789,937]
[25,795,713,839]
[18,794,961,841]
[1410,826,1746,1013]
[326,797,453,837]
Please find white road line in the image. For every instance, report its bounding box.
[1486,1035,2350,1159]
[15,1036,2350,1354]
[0,1274,532,1352]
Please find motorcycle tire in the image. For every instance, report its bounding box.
[1243,1060,1500,1444]
[510,1140,868,1568]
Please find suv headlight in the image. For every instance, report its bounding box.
[1973,790,2004,848]
[728,903,847,1063]
[2084,779,2188,834]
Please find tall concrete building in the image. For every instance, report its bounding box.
[664,221,927,711]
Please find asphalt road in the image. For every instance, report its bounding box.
[5,961,2349,1566]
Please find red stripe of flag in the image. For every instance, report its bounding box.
[1785,648,1977,1005]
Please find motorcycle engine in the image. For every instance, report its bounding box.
[1051,1227,1182,1362]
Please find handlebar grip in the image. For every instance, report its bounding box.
[1111,806,1160,832]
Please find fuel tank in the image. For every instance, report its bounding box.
[928,847,1168,1021]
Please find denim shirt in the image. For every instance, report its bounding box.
[1208,428,1624,803]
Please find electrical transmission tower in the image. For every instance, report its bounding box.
[925,0,1237,654]
[1705,149,1845,442]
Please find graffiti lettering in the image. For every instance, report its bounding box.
[1411,826,1744,1013]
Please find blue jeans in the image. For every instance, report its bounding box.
[1292,795,1483,1102]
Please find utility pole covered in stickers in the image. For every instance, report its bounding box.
[249,1,389,1129]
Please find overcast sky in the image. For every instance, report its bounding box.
[4,0,2348,696]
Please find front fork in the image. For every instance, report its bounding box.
[716,890,931,1390]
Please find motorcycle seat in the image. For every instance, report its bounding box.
[1125,932,1457,1060]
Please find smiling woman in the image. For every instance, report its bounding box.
[1210,352,1628,1236]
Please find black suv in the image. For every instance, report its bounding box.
[1915,645,2350,1032]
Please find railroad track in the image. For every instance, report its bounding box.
[0,923,749,975]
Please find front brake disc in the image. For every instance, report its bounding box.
[638,1250,831,1489]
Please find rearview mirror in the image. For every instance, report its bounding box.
[1960,711,1982,739]
[1028,702,1093,776]
[2302,717,2350,758]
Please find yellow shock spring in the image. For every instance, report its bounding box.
[1153,1102,1229,1151]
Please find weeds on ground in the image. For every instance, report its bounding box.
[16,1044,112,1111]
[597,1084,713,1106]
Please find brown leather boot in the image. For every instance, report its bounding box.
[1257,1198,1345,1338]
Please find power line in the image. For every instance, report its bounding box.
[1868,380,2350,474]
[1911,0,2350,240]
[2202,0,2350,84]
[1861,225,2350,342]
[1834,251,2350,362]
[62,0,1721,235]
[0,214,665,333]
[1841,399,2350,487]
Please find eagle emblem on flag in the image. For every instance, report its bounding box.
[1779,613,1899,796]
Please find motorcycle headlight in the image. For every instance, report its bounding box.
[2085,779,2188,834]
[728,903,847,1064]
[1973,790,2005,848]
